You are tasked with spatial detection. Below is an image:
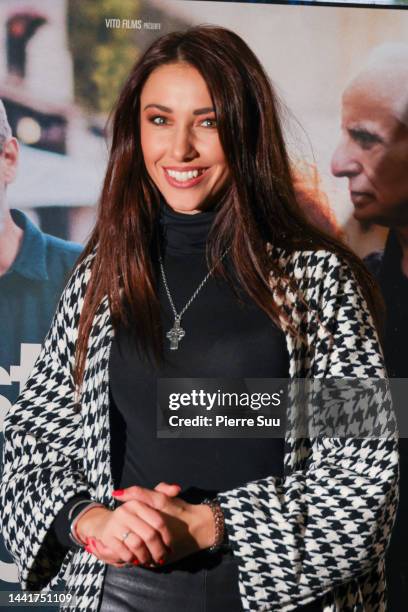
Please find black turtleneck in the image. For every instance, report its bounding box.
[52,200,289,549]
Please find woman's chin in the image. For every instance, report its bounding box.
[162,197,207,215]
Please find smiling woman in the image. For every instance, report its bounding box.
[0,25,398,612]
[140,63,229,212]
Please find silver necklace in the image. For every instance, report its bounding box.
[158,247,230,350]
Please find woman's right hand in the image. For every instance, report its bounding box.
[75,483,181,567]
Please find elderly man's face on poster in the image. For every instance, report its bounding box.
[331,49,408,228]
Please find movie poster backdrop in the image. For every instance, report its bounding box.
[0,0,407,609]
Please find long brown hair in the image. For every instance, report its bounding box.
[74,25,383,389]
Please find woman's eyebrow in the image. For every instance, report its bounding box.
[193,107,215,115]
[143,103,215,115]
[143,103,172,112]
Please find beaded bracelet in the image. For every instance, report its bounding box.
[202,498,226,553]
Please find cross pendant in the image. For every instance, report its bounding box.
[166,318,185,350]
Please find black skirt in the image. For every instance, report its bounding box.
[97,548,243,612]
[97,548,324,611]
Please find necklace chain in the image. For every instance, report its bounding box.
[158,246,231,349]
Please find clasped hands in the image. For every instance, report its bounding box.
[76,482,215,568]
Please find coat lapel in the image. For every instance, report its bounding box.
[80,294,116,508]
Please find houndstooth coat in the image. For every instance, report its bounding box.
[0,246,398,611]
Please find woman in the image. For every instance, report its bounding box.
[0,26,398,612]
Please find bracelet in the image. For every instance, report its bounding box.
[202,497,226,553]
[68,500,106,547]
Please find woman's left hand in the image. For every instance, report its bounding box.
[87,482,216,566]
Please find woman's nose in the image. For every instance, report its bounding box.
[331,141,361,178]
[170,126,197,161]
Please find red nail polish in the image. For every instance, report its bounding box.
[158,558,165,565]
[85,546,91,553]
[112,489,124,496]
[132,559,140,566]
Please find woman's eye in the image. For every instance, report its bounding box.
[150,116,167,126]
[147,116,216,128]
[200,118,217,128]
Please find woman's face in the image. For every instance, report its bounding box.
[140,62,229,214]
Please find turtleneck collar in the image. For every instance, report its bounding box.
[159,197,216,256]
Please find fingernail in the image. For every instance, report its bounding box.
[112,489,124,496]
[132,559,140,566]
[158,558,165,565]
[85,546,91,553]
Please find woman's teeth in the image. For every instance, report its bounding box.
[166,169,205,182]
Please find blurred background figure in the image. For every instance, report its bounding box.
[0,98,82,592]
[0,99,82,407]
[331,42,408,609]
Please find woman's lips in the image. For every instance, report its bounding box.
[163,167,209,189]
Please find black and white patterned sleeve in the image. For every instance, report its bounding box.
[217,251,399,611]
[0,259,93,591]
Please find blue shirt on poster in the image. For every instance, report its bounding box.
[0,209,82,407]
